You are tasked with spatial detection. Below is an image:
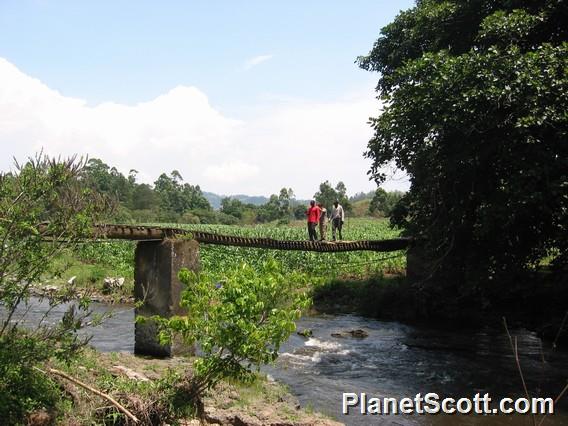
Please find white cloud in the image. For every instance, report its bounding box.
[242,54,273,70]
[0,57,408,199]
[204,161,260,183]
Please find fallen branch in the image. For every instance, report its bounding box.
[503,317,536,426]
[537,381,568,426]
[552,310,568,351]
[35,366,139,423]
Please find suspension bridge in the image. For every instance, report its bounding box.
[53,224,419,357]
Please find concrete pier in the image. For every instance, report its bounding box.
[134,238,199,357]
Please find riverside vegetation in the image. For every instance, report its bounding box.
[51,218,405,299]
[3,1,567,423]
[0,155,346,425]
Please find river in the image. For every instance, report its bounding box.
[5,298,568,425]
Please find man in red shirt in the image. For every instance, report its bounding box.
[306,200,321,241]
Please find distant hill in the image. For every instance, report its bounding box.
[203,192,269,210]
[203,191,310,210]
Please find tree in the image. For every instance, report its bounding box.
[314,181,351,212]
[278,188,295,218]
[220,197,246,219]
[334,181,351,212]
[131,183,158,211]
[293,204,307,220]
[314,180,337,211]
[256,194,281,223]
[358,1,568,287]
[0,154,111,421]
[369,189,404,217]
[83,158,132,204]
[154,171,211,217]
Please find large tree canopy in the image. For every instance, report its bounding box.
[359,0,567,286]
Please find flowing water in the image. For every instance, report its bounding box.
[5,298,568,425]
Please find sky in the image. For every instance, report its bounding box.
[0,0,413,199]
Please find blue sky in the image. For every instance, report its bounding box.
[0,0,413,198]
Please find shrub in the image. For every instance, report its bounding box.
[157,259,311,398]
[0,154,110,421]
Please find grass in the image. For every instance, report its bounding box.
[44,244,135,300]
[45,348,335,425]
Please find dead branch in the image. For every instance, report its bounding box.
[35,366,139,423]
[552,310,568,351]
[537,382,568,426]
[503,317,536,426]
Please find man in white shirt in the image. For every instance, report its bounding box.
[331,200,344,241]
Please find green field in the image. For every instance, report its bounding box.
[71,218,405,292]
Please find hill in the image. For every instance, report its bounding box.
[203,192,270,210]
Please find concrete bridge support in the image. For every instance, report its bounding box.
[134,238,200,357]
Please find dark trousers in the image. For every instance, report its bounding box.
[332,218,343,240]
[308,222,318,241]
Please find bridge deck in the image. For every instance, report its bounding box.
[91,224,412,253]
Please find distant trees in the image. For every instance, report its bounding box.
[82,159,212,223]
[368,189,404,217]
[82,158,407,224]
[154,171,210,217]
[221,188,297,224]
[314,181,351,212]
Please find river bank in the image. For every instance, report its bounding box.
[31,348,340,426]
[11,296,568,425]
[312,271,568,345]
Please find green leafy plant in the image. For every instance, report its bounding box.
[158,259,311,399]
[358,0,568,290]
[0,154,111,422]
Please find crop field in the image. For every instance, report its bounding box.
[76,218,406,282]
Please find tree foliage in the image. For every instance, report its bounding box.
[368,189,404,217]
[0,154,112,421]
[82,159,213,223]
[358,0,567,285]
[314,180,351,212]
[159,260,311,397]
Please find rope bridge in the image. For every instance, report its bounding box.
[40,223,417,356]
[91,224,413,253]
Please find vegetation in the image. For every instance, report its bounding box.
[42,348,332,425]
[0,155,110,423]
[193,219,405,277]
[65,218,404,287]
[314,180,351,213]
[81,157,404,225]
[1,154,367,424]
[368,188,404,217]
[158,260,311,401]
[313,274,409,319]
[7,3,566,422]
[358,0,567,297]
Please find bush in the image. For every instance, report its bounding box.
[130,208,159,223]
[0,154,110,422]
[180,211,201,224]
[157,259,311,398]
[0,330,87,424]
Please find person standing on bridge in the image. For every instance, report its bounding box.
[331,200,344,241]
[317,202,328,241]
[306,200,320,241]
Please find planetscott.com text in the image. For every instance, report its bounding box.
[342,392,554,415]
